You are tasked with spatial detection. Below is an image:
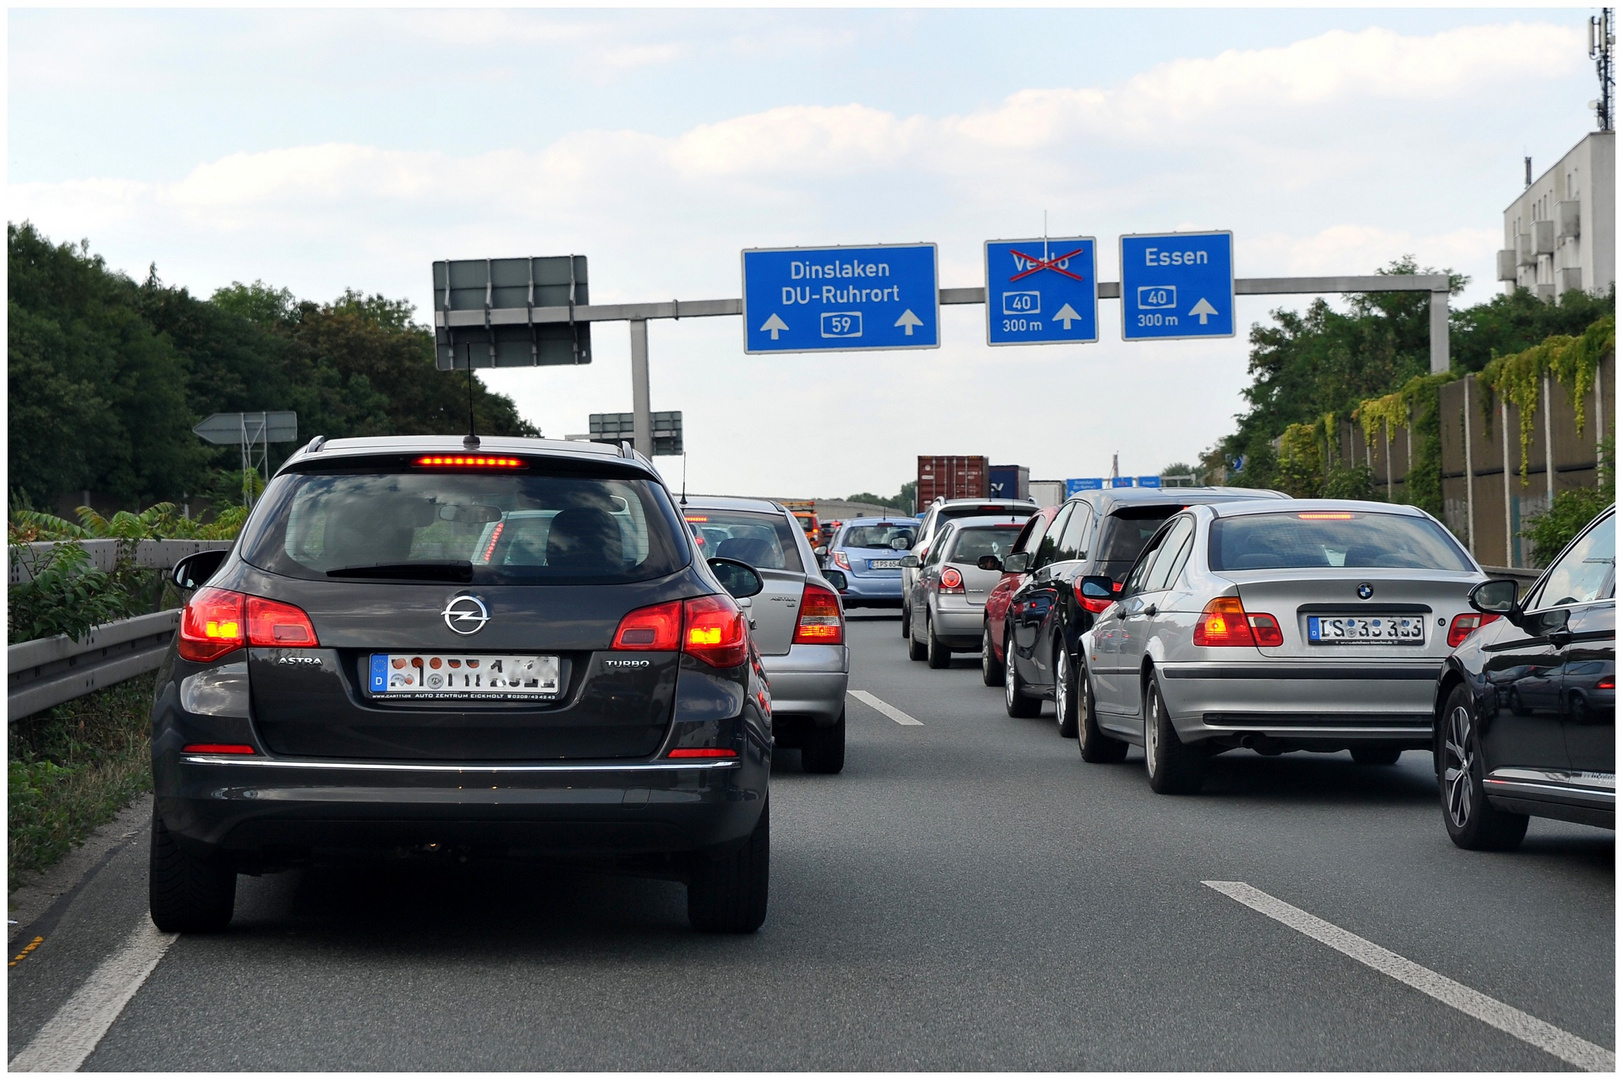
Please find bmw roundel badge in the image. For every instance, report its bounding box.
[1356,582,1374,600]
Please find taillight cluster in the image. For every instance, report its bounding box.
[938,567,964,595]
[179,588,319,662]
[613,594,751,667]
[1073,579,1122,614]
[1193,596,1283,648]
[831,550,852,571]
[793,582,844,644]
[1447,612,1500,648]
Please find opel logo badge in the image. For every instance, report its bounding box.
[441,595,490,635]
[1357,582,1374,600]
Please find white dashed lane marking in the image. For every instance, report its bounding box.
[848,690,923,726]
[1204,880,1615,1072]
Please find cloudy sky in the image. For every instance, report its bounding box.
[8,6,1603,499]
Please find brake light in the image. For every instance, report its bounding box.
[1448,612,1501,648]
[480,521,505,561]
[179,587,245,662]
[613,600,683,650]
[684,594,750,666]
[1298,512,1354,520]
[939,567,964,594]
[684,515,710,523]
[1598,677,1615,690]
[1192,596,1280,648]
[182,744,256,755]
[666,747,738,759]
[793,582,844,645]
[413,455,524,468]
[246,596,319,647]
[832,550,851,571]
[1074,580,1114,614]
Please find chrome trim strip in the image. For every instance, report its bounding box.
[180,755,740,773]
[1483,778,1616,805]
[1164,664,1440,681]
[1487,768,1616,792]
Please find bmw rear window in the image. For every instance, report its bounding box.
[1210,511,1474,572]
[239,466,688,585]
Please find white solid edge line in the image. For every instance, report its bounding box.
[848,689,923,726]
[1203,880,1615,1073]
[9,921,178,1072]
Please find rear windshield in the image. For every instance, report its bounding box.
[684,510,804,572]
[947,525,1025,564]
[240,468,688,585]
[1210,511,1475,572]
[1098,507,1179,565]
[843,523,917,549]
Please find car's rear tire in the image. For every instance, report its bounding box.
[900,602,911,639]
[926,613,951,669]
[1351,747,1403,766]
[1003,628,1042,718]
[1078,661,1128,763]
[688,798,770,933]
[981,623,1004,687]
[1439,686,1529,851]
[1143,678,1204,794]
[1054,643,1079,738]
[149,806,236,933]
[907,622,928,661]
[801,710,846,774]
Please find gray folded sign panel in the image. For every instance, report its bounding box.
[192,411,299,445]
[589,411,682,455]
[433,256,591,369]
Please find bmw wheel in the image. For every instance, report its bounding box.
[1439,685,1528,850]
[1054,643,1078,738]
[1078,660,1128,763]
[1143,678,1204,794]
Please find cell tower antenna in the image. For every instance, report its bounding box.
[1591,8,1614,131]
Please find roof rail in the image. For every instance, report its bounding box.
[619,440,635,460]
[303,435,326,454]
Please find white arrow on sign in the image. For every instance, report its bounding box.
[760,313,789,340]
[894,309,923,336]
[1189,298,1219,325]
[1052,303,1082,330]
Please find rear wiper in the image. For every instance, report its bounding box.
[325,561,473,582]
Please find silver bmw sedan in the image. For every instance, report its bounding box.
[1078,499,1489,794]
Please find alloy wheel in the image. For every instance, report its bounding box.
[1144,689,1160,777]
[1444,704,1474,829]
[1004,636,1018,710]
[1055,648,1070,730]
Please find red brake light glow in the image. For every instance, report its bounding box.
[182,744,256,755]
[1193,596,1281,648]
[612,600,683,651]
[666,747,739,759]
[1074,580,1114,615]
[939,567,964,593]
[413,455,525,468]
[480,521,505,562]
[1598,677,1615,690]
[179,587,245,662]
[246,596,319,646]
[1298,512,1354,520]
[793,583,844,644]
[1448,612,1501,648]
[684,515,710,522]
[684,593,751,666]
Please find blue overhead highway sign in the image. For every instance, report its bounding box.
[984,237,1097,346]
[1066,478,1104,495]
[1120,231,1234,341]
[742,243,939,353]
[1136,475,1162,488]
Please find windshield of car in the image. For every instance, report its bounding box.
[843,524,917,549]
[1209,511,1475,571]
[946,525,1025,564]
[683,510,804,572]
[239,467,688,585]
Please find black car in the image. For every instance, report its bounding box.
[150,436,772,933]
[997,486,1285,731]
[1436,504,1615,849]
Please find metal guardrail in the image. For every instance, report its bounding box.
[9,539,233,585]
[9,609,180,722]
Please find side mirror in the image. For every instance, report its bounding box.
[1079,575,1115,602]
[814,546,827,557]
[977,555,1003,572]
[707,557,764,600]
[890,536,911,551]
[1003,551,1032,574]
[823,569,848,592]
[172,549,228,591]
[899,555,921,569]
[1468,579,1519,616]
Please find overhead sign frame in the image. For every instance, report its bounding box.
[740,242,940,355]
[432,256,591,370]
[983,236,1098,347]
[1119,230,1235,343]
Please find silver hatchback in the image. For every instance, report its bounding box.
[683,497,851,773]
[901,515,1031,668]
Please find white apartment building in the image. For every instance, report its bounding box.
[1498,130,1615,299]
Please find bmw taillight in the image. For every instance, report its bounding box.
[939,567,965,594]
[1447,612,1500,648]
[683,594,750,667]
[1192,596,1282,648]
[793,582,844,644]
[832,550,851,571]
[180,588,319,662]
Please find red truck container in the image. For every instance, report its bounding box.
[916,456,989,512]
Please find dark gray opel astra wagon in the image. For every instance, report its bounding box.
[150,436,772,933]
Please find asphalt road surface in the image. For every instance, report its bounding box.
[9,614,1614,1070]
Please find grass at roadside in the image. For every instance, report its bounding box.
[9,673,154,890]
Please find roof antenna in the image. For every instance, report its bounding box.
[463,344,480,451]
[680,452,689,506]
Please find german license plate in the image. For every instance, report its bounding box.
[1307,616,1425,644]
[869,559,901,570]
[368,654,561,698]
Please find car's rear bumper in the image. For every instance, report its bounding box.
[932,601,986,647]
[156,750,768,859]
[839,574,903,602]
[760,644,849,725]
[1159,660,1441,748]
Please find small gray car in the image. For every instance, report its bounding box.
[902,497,1038,641]
[682,497,850,773]
[901,515,1031,668]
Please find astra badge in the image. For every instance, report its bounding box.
[1356,582,1374,600]
[442,594,490,635]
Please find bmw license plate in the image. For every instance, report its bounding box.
[369,654,561,698]
[1307,616,1425,644]
[868,559,901,570]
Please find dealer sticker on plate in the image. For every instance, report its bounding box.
[369,654,561,698]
